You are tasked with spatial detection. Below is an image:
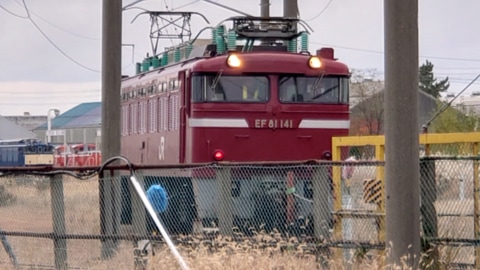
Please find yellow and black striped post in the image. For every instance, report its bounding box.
[363,178,382,204]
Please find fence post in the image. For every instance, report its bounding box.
[50,174,67,269]
[99,171,121,258]
[313,164,331,240]
[473,142,479,269]
[419,157,438,267]
[131,173,148,270]
[312,164,332,268]
[131,174,147,237]
[216,165,233,236]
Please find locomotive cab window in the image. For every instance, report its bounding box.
[192,74,269,103]
[279,76,349,104]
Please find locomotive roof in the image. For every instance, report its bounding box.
[126,14,349,79]
[122,50,349,87]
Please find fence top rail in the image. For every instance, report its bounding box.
[332,132,480,147]
[4,156,478,177]
[0,159,386,175]
[420,156,480,161]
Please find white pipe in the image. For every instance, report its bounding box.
[129,175,190,270]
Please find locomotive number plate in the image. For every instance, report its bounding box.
[254,119,294,129]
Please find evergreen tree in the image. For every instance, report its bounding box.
[419,60,450,98]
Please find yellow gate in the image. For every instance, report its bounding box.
[331,132,480,266]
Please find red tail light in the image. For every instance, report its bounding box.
[213,150,225,161]
[322,151,332,160]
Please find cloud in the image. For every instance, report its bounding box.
[0,81,100,116]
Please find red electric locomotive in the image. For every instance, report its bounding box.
[120,15,350,234]
[122,16,349,164]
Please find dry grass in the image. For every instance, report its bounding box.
[141,234,386,270]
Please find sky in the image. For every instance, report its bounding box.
[1,0,480,116]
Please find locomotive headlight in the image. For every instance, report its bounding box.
[227,54,241,67]
[308,56,322,69]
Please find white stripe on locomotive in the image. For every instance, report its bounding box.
[188,118,350,129]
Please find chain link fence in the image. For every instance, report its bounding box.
[0,156,478,269]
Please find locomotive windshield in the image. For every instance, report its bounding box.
[192,74,349,104]
[279,76,349,104]
[192,75,269,102]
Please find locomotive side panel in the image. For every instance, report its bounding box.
[121,64,191,165]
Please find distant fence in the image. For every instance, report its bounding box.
[0,133,478,269]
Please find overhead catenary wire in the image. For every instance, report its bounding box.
[20,0,100,73]
[13,0,99,40]
[310,41,480,62]
[9,0,137,71]
[172,0,202,10]
[0,3,27,18]
[303,0,333,22]
[7,1,480,73]
[312,41,477,62]
[422,73,480,132]
[163,0,179,38]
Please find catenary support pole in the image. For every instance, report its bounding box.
[100,0,122,259]
[384,0,420,268]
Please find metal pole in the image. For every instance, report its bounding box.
[260,0,269,18]
[101,0,122,259]
[0,226,18,268]
[216,166,233,236]
[312,164,331,268]
[312,165,331,240]
[384,0,420,268]
[47,112,52,144]
[420,158,439,268]
[283,0,297,48]
[50,174,67,269]
[283,0,298,18]
[260,0,270,45]
[47,108,59,144]
[283,0,297,18]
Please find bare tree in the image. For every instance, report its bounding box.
[350,70,384,135]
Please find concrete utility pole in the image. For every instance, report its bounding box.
[384,0,420,268]
[100,0,122,259]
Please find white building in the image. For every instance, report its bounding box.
[445,92,480,115]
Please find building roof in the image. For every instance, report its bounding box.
[0,116,38,140]
[35,102,102,130]
[4,115,47,131]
